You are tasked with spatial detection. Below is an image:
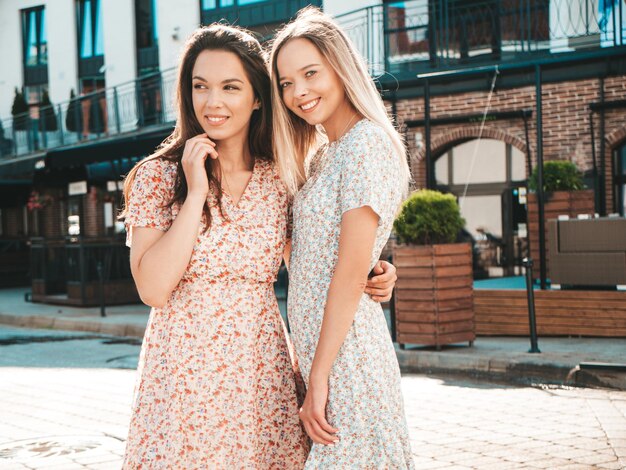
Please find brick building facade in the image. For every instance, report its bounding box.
[397,75,626,212]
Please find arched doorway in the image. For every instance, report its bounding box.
[614,141,626,216]
[434,138,527,277]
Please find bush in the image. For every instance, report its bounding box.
[39,89,58,132]
[65,89,83,133]
[393,189,465,245]
[11,87,29,131]
[528,160,584,192]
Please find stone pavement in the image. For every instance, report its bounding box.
[0,287,625,390]
[1,367,625,469]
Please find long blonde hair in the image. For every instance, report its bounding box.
[269,6,410,195]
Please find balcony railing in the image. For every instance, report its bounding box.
[201,0,322,28]
[1,0,624,162]
[0,67,177,160]
[336,0,626,76]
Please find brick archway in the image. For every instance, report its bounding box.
[414,126,529,163]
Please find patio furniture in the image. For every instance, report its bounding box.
[548,218,626,287]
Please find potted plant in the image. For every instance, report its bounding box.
[39,89,58,132]
[65,89,83,134]
[392,189,475,350]
[11,87,29,131]
[526,160,594,278]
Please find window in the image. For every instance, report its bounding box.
[201,0,266,10]
[77,0,104,59]
[136,0,158,49]
[21,7,47,67]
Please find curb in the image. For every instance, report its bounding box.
[396,349,626,391]
[0,313,146,338]
[2,312,624,391]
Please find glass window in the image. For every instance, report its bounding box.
[136,0,159,48]
[80,0,93,58]
[78,0,104,58]
[452,139,506,185]
[95,0,104,55]
[201,0,267,9]
[21,7,47,67]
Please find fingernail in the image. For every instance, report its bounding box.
[326,443,335,447]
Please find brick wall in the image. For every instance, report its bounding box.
[394,74,626,213]
[84,188,105,238]
[3,207,24,237]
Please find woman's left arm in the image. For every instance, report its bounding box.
[299,205,379,445]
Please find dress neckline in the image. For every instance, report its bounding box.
[327,118,367,148]
[220,158,258,209]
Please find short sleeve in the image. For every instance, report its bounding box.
[124,159,174,247]
[339,125,399,224]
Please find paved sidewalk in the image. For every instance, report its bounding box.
[1,287,625,390]
[1,369,625,469]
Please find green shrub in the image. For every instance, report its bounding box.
[65,89,83,133]
[393,189,465,245]
[11,87,29,131]
[528,160,584,192]
[39,89,58,132]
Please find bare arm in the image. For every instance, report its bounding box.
[130,193,206,308]
[310,206,378,381]
[298,206,379,445]
[282,239,292,271]
[129,134,217,308]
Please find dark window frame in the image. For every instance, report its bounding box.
[76,0,104,59]
[201,0,267,10]
[21,6,47,67]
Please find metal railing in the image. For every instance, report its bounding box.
[0,67,177,160]
[335,0,625,75]
[64,238,132,284]
[2,0,624,161]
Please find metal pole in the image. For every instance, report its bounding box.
[589,112,600,214]
[424,78,433,189]
[97,260,106,317]
[113,87,121,134]
[535,64,547,289]
[599,77,606,215]
[523,257,541,353]
[57,104,64,146]
[388,255,396,343]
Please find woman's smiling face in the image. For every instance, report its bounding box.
[276,38,346,127]
[192,49,259,142]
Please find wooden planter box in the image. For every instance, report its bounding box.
[67,280,141,306]
[527,190,595,279]
[393,243,475,349]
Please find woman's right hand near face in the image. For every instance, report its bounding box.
[181,134,218,198]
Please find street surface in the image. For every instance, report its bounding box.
[0,326,624,469]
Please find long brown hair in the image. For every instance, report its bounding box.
[121,24,273,228]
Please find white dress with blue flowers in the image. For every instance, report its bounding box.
[288,119,414,469]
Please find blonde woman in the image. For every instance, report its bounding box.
[270,7,414,468]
